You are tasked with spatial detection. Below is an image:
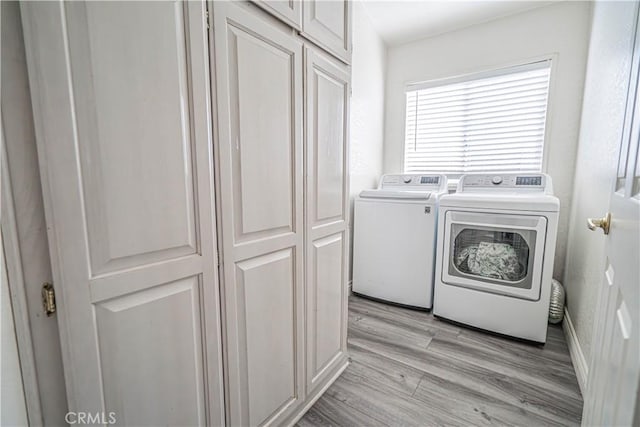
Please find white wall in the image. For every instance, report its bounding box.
[564,1,638,369]
[349,1,386,279]
[382,1,592,280]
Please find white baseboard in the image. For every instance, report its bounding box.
[562,307,588,395]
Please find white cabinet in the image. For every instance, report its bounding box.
[213,2,351,424]
[212,2,305,425]
[20,1,225,424]
[304,47,350,394]
[251,0,352,63]
[302,0,352,64]
[252,0,302,29]
[22,0,350,424]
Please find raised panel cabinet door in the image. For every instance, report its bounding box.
[302,0,352,64]
[20,1,225,425]
[304,46,350,393]
[212,2,305,426]
[252,0,302,30]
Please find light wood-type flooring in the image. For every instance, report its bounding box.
[298,295,583,426]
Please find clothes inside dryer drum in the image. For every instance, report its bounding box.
[455,241,522,281]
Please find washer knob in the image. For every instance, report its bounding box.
[403,176,412,184]
[491,176,503,185]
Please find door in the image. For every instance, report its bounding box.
[20,2,225,425]
[442,211,547,301]
[2,2,68,421]
[212,2,304,426]
[583,4,640,425]
[252,0,302,30]
[304,46,350,393]
[302,0,351,64]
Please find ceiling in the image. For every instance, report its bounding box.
[360,1,558,46]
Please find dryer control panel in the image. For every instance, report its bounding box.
[458,173,552,194]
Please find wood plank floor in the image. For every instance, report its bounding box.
[298,295,583,427]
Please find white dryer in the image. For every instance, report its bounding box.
[353,174,448,309]
[433,173,559,343]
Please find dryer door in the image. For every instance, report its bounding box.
[442,211,547,301]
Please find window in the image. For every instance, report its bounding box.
[404,61,551,175]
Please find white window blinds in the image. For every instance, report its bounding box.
[404,61,551,175]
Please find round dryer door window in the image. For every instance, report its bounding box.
[452,229,532,284]
[442,210,548,301]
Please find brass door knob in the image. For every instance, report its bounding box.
[587,212,611,235]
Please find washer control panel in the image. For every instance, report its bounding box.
[460,173,547,191]
[515,176,542,186]
[380,174,447,191]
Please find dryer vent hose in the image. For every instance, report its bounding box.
[548,279,565,324]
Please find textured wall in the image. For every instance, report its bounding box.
[348,1,386,280]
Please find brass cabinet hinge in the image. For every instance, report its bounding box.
[42,283,56,317]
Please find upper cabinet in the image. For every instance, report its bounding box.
[302,0,352,63]
[251,0,352,64]
[252,0,302,30]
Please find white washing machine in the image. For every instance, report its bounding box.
[352,174,448,309]
[433,173,559,343]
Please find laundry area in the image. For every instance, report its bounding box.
[1,1,638,426]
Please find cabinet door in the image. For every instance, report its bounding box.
[304,47,350,394]
[302,0,352,64]
[212,3,305,426]
[20,1,225,425]
[252,0,302,29]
